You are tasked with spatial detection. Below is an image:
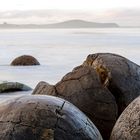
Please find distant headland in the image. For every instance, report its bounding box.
[0,20,119,29]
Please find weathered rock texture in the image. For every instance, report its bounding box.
[33,81,56,95]
[11,55,40,66]
[33,65,118,140]
[110,96,140,140]
[0,95,103,140]
[0,82,32,93]
[83,53,140,115]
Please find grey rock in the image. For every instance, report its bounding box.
[0,95,103,140]
[0,82,32,93]
[110,95,140,140]
[83,53,140,115]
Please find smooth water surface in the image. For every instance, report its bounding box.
[0,28,140,89]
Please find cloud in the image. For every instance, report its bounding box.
[0,9,139,26]
[92,9,140,26]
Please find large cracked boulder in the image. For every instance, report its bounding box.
[0,95,103,140]
[110,96,140,140]
[83,53,140,115]
[0,82,32,93]
[11,55,40,66]
[33,65,118,140]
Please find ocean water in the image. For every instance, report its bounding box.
[0,28,140,91]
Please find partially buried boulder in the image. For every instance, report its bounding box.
[33,65,118,140]
[110,95,140,140]
[83,53,140,115]
[0,82,32,93]
[0,95,103,140]
[11,55,40,66]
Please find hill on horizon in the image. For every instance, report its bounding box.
[0,19,119,29]
[46,20,119,28]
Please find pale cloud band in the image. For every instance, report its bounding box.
[0,9,139,26]
[0,0,139,26]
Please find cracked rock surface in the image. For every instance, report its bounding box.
[110,96,140,140]
[11,55,40,66]
[83,53,140,115]
[33,65,118,140]
[0,95,103,140]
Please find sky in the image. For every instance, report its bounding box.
[0,0,139,10]
[0,0,139,26]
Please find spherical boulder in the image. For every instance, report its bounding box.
[0,82,32,93]
[33,65,118,140]
[11,55,40,66]
[110,96,140,140]
[0,95,103,140]
[83,53,140,115]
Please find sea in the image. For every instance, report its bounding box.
[0,28,140,98]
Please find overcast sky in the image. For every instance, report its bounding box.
[0,0,139,26]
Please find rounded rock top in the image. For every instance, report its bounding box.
[11,55,40,66]
[0,95,103,140]
[0,81,32,93]
[83,53,140,114]
[110,96,140,140]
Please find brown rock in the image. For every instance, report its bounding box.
[83,53,140,115]
[32,65,118,140]
[0,95,103,140]
[11,55,40,66]
[110,96,140,140]
[32,81,56,95]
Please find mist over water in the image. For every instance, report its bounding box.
[0,28,140,88]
